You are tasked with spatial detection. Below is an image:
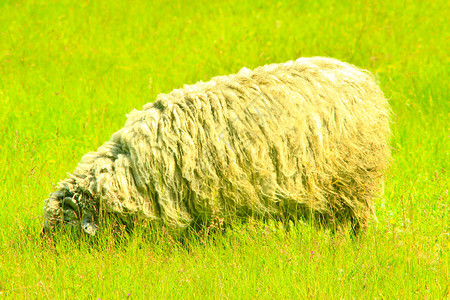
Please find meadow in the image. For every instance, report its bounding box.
[0,0,448,298]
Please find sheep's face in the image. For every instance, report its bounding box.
[42,191,98,237]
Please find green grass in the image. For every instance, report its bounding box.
[0,0,448,298]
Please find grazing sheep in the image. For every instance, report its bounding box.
[42,57,391,237]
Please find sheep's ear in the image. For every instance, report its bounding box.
[82,214,98,236]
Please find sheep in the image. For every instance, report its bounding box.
[42,57,391,237]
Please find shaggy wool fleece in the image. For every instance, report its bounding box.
[43,57,391,236]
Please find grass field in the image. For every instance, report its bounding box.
[0,0,448,298]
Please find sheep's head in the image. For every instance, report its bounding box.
[42,190,98,237]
